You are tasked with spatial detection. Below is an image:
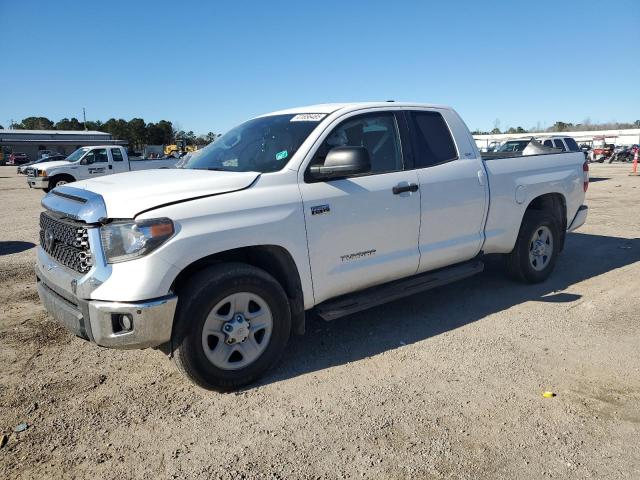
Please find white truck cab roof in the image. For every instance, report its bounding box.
[261,102,452,117]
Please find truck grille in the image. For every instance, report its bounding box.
[27,168,35,177]
[39,212,93,274]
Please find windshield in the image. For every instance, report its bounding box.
[66,147,90,162]
[498,140,530,152]
[184,114,324,173]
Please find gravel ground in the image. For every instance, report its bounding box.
[1,164,639,479]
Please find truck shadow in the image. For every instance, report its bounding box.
[261,232,640,387]
[0,241,36,256]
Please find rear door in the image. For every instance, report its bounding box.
[110,148,128,174]
[299,111,421,304]
[406,109,489,273]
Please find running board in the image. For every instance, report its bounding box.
[315,260,484,321]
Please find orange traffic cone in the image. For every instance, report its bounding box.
[631,149,639,176]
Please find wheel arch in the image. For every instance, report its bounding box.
[49,173,76,187]
[522,192,567,250]
[170,245,306,335]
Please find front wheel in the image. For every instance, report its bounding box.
[172,263,291,391]
[48,176,74,191]
[505,211,560,283]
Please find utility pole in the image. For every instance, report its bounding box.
[83,108,87,130]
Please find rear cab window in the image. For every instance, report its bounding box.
[552,139,567,151]
[407,111,458,167]
[111,148,124,161]
[564,137,580,152]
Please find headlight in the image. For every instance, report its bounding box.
[100,218,174,263]
[38,169,47,177]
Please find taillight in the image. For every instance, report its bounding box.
[583,161,589,192]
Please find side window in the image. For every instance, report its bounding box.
[111,148,124,162]
[312,113,403,174]
[409,111,457,168]
[543,140,553,147]
[564,137,580,151]
[553,139,566,151]
[85,149,108,163]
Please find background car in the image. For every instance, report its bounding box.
[592,143,615,162]
[17,154,66,174]
[7,152,29,165]
[496,139,532,152]
[538,136,582,153]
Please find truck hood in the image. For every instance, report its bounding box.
[38,160,73,171]
[44,169,260,221]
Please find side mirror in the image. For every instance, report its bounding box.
[309,146,371,180]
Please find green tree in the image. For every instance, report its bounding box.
[146,120,173,145]
[55,117,83,130]
[127,118,147,149]
[490,127,501,134]
[84,120,103,131]
[205,132,219,143]
[17,117,54,130]
[550,121,574,132]
[102,118,131,144]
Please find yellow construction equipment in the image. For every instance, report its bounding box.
[164,140,198,157]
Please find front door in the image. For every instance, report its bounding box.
[83,148,109,177]
[299,111,421,304]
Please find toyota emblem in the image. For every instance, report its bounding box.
[44,228,55,251]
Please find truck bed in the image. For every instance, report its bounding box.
[129,158,178,170]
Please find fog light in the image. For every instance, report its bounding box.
[112,313,133,333]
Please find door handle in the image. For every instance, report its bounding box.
[108,165,113,170]
[392,183,419,194]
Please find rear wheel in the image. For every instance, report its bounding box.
[505,210,560,283]
[172,263,291,391]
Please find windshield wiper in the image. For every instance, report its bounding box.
[206,167,229,171]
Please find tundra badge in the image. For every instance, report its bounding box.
[311,204,330,216]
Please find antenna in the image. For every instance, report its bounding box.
[83,108,87,130]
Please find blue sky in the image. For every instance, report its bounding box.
[1,0,638,134]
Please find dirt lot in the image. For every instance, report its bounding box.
[0,164,639,479]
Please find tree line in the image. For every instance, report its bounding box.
[472,119,640,135]
[1,117,219,151]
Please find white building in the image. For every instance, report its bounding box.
[474,128,640,150]
[0,129,126,161]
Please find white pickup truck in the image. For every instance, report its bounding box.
[34,102,588,390]
[26,145,177,192]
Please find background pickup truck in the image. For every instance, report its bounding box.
[27,145,177,192]
[34,102,588,391]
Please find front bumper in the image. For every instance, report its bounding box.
[27,176,48,189]
[35,263,177,349]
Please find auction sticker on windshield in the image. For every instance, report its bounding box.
[290,113,326,122]
[275,150,288,161]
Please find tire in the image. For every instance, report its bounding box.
[505,210,560,283]
[49,175,74,190]
[42,188,51,193]
[172,263,291,391]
